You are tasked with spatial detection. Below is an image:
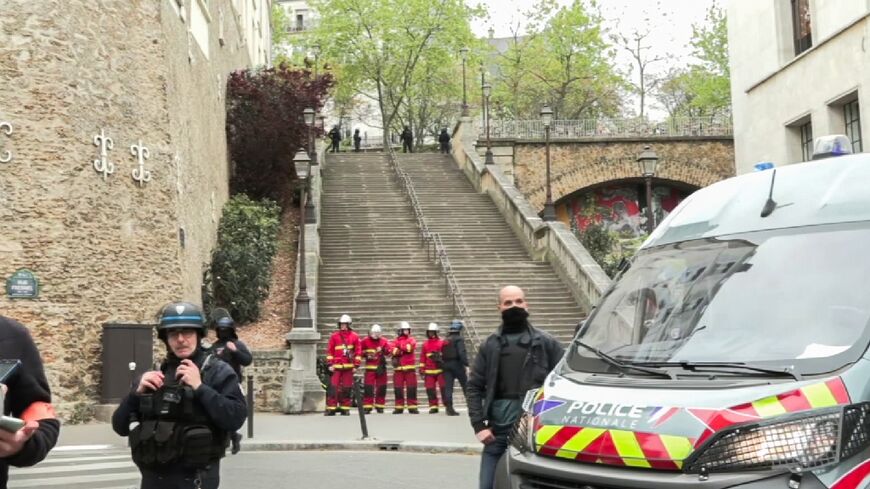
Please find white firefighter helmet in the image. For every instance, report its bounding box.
[338,314,352,327]
[427,322,439,332]
[398,321,411,332]
[370,324,382,334]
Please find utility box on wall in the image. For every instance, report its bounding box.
[100,324,153,404]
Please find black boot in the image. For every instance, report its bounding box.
[364,408,372,415]
[324,409,336,416]
[445,405,460,416]
[376,407,384,414]
[429,407,439,414]
[393,408,404,414]
[231,432,242,454]
[408,407,420,414]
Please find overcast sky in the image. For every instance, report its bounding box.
[470,0,721,117]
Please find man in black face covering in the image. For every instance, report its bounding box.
[209,308,252,454]
[467,286,564,489]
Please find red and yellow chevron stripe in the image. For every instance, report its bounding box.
[535,425,695,470]
[690,378,850,445]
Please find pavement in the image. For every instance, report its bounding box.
[56,410,483,455]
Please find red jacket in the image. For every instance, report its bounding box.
[420,337,447,374]
[326,330,361,370]
[391,335,417,370]
[360,336,390,371]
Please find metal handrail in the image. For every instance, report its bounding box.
[481,116,733,140]
[386,148,484,353]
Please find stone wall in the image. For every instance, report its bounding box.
[495,138,736,211]
[0,0,259,421]
[247,350,293,412]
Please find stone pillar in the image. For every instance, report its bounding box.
[283,329,324,413]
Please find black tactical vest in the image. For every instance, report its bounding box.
[129,354,229,470]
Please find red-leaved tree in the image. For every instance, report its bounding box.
[226,63,334,203]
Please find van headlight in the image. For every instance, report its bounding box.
[686,409,842,473]
[509,413,535,453]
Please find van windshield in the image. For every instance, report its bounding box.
[569,222,870,376]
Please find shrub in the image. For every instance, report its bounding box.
[202,195,281,324]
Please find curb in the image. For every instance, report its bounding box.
[240,439,482,454]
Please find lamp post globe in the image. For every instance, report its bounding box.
[636,145,659,234]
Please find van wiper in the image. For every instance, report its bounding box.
[634,361,802,381]
[575,341,676,379]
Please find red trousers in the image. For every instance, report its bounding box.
[326,369,354,411]
[363,370,388,409]
[393,370,418,409]
[424,373,446,408]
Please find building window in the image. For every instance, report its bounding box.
[799,121,813,161]
[791,0,812,55]
[844,100,863,153]
[296,14,304,31]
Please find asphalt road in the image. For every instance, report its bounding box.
[10,447,481,489]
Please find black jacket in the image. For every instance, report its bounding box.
[0,316,60,488]
[442,332,468,367]
[112,348,247,439]
[400,129,413,143]
[438,131,450,143]
[211,339,252,381]
[466,322,564,433]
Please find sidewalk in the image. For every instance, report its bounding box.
[56,411,483,454]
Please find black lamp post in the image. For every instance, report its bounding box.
[293,149,312,328]
[312,44,321,80]
[304,107,316,165]
[483,82,494,165]
[460,47,469,117]
[637,145,659,234]
[540,105,556,222]
[480,65,486,131]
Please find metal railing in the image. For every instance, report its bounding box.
[386,148,484,353]
[481,116,733,140]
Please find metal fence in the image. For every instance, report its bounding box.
[481,116,733,140]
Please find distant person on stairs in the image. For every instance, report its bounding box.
[467,286,565,489]
[400,126,414,153]
[328,125,341,153]
[438,128,451,154]
[360,324,390,413]
[325,314,361,416]
[441,319,469,416]
[353,129,362,152]
[390,321,419,414]
[420,323,448,414]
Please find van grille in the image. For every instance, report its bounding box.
[519,475,627,489]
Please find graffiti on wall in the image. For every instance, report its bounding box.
[569,183,690,238]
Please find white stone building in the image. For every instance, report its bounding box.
[728,0,869,173]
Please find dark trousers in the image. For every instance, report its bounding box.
[442,361,467,405]
[402,140,413,153]
[440,142,450,153]
[479,426,511,489]
[141,464,220,489]
[331,140,340,152]
[354,140,361,152]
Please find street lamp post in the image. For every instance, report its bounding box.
[302,108,316,223]
[460,47,469,117]
[293,149,313,328]
[312,44,321,81]
[483,82,494,165]
[480,65,486,131]
[637,145,659,234]
[540,105,556,222]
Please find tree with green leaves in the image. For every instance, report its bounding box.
[491,0,624,120]
[655,4,730,119]
[308,0,482,147]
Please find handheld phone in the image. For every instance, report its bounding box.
[0,360,26,432]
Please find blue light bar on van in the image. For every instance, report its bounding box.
[754,162,775,171]
[812,135,853,160]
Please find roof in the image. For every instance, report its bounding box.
[644,154,870,248]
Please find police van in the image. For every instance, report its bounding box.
[497,136,870,489]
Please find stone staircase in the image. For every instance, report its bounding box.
[396,153,586,346]
[317,152,461,410]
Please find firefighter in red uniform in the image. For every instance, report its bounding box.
[360,324,390,414]
[325,314,361,416]
[421,322,448,414]
[391,321,419,414]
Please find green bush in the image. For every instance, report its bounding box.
[202,195,281,324]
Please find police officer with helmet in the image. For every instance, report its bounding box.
[111,302,247,489]
[209,308,252,454]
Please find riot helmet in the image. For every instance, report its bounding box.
[449,319,464,332]
[157,302,206,341]
[211,307,238,340]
